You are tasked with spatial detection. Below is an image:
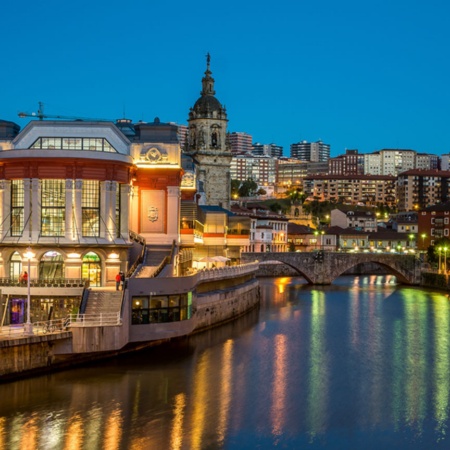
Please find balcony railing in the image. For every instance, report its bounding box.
[67,312,122,327]
[198,262,259,282]
[0,278,86,288]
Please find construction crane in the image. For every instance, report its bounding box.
[18,102,112,122]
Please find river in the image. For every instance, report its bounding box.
[1,275,450,449]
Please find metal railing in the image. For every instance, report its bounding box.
[198,262,259,281]
[0,278,86,288]
[66,312,122,327]
[0,318,68,338]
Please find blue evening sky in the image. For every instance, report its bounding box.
[1,0,449,157]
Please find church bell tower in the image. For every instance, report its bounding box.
[187,54,232,210]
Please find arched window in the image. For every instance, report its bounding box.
[82,252,101,287]
[9,251,22,280]
[39,251,64,280]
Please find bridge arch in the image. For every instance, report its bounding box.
[260,259,314,284]
[242,252,420,285]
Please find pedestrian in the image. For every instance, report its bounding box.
[120,272,125,290]
[21,271,28,286]
[115,272,121,291]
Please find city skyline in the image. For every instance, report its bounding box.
[1,0,449,157]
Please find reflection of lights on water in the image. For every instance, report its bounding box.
[104,407,123,450]
[170,394,186,450]
[217,339,233,445]
[271,334,288,438]
[64,413,84,450]
[276,277,290,294]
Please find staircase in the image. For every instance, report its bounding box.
[135,245,172,278]
[84,290,123,315]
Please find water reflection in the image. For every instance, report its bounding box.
[1,277,450,449]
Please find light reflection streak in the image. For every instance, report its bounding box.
[0,417,5,450]
[84,405,103,450]
[432,295,450,434]
[404,291,427,429]
[104,406,123,450]
[63,413,83,450]
[307,290,328,437]
[217,339,233,445]
[20,415,38,450]
[190,352,209,450]
[271,334,288,438]
[170,393,186,450]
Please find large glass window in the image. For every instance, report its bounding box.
[82,252,101,287]
[41,180,65,236]
[82,180,100,237]
[131,294,192,325]
[39,251,64,280]
[30,137,117,152]
[9,252,22,280]
[11,180,24,236]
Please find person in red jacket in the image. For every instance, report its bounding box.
[115,272,121,291]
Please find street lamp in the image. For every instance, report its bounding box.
[24,247,35,335]
[438,247,442,274]
[444,247,448,275]
[314,230,319,250]
[409,234,415,251]
[421,233,427,251]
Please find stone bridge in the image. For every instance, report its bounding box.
[241,252,421,285]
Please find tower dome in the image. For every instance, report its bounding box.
[189,53,227,120]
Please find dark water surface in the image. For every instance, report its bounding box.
[1,275,450,449]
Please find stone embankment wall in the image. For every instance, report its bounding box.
[194,279,260,332]
[0,333,73,381]
[421,272,450,291]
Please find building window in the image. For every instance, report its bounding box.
[131,293,192,325]
[82,181,100,237]
[30,137,117,152]
[445,229,449,236]
[11,180,24,236]
[39,251,64,280]
[41,180,65,236]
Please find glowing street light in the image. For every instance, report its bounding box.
[438,247,442,274]
[421,233,427,251]
[444,247,448,274]
[24,247,35,335]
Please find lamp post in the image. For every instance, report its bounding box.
[314,230,319,250]
[444,247,448,275]
[24,247,35,335]
[438,247,442,274]
[409,234,415,251]
[421,233,426,251]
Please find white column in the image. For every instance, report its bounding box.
[167,186,180,242]
[100,181,108,240]
[31,178,40,242]
[0,181,8,240]
[108,181,117,242]
[74,180,83,241]
[23,179,31,241]
[65,180,74,240]
[123,184,134,238]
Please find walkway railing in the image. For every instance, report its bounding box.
[67,312,122,327]
[198,262,259,282]
[0,318,67,338]
[0,278,86,288]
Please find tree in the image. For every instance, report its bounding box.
[256,188,267,196]
[231,179,240,198]
[238,179,258,197]
[285,187,305,205]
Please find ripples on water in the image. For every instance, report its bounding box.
[1,275,450,449]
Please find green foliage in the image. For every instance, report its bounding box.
[269,202,283,213]
[238,179,258,197]
[427,238,450,265]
